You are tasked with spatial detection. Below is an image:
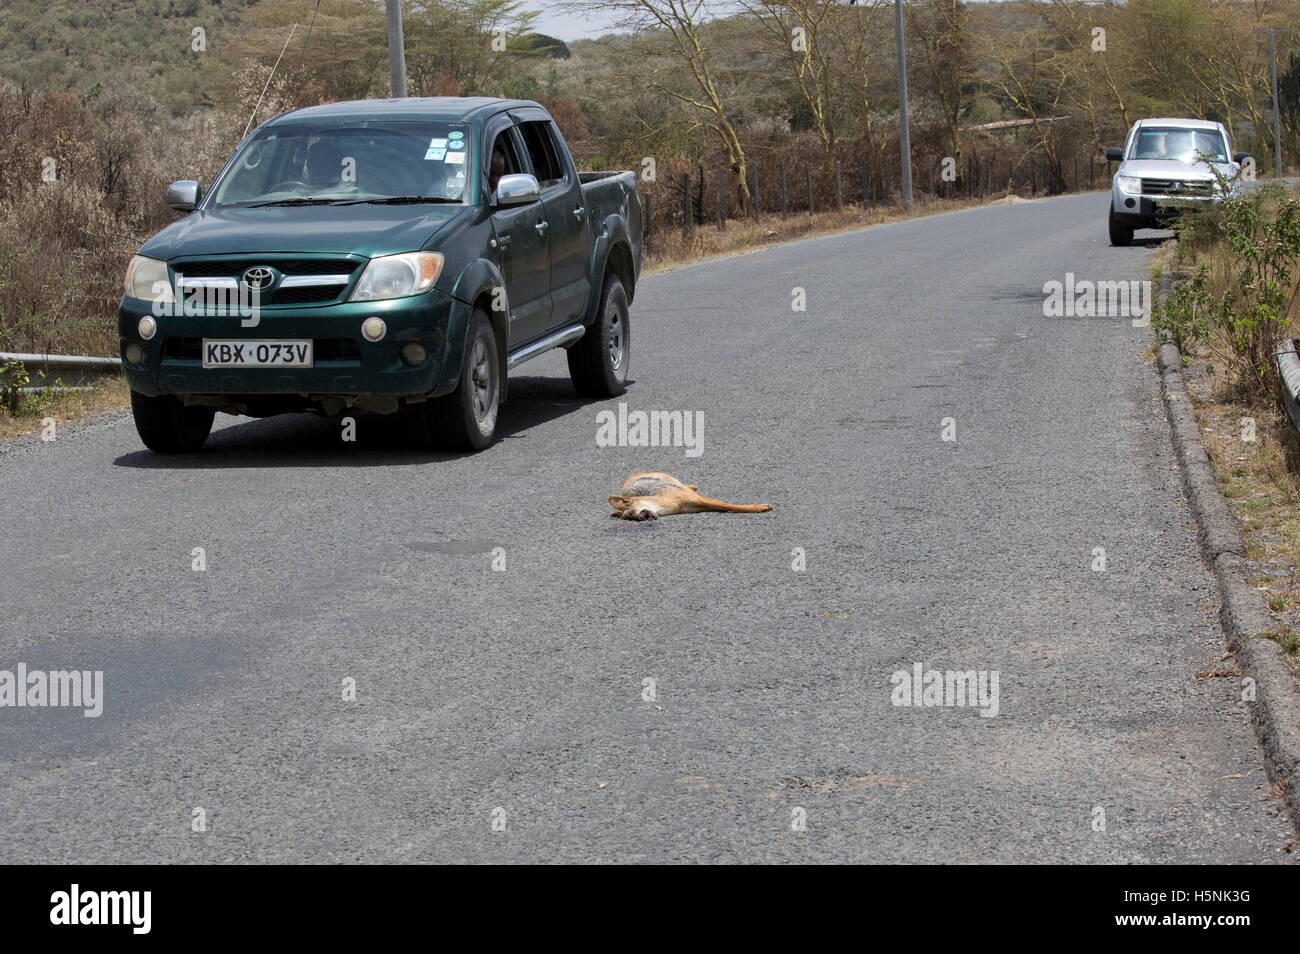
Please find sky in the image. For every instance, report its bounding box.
[528,1,629,42]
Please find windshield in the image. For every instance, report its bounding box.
[1129,127,1229,163]
[208,121,472,207]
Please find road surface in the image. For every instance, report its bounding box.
[1,192,1293,862]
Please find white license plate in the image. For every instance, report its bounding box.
[202,339,313,368]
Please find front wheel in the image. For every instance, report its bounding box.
[567,272,629,397]
[1108,206,1133,247]
[425,309,500,451]
[130,391,215,453]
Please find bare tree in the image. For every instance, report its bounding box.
[907,0,973,180]
[571,0,752,210]
[743,0,839,171]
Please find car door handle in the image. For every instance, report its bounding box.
[535,221,549,234]
[573,206,585,221]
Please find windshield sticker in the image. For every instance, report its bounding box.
[448,130,464,140]
[429,138,447,148]
[448,140,465,150]
[445,151,466,164]
[425,147,447,161]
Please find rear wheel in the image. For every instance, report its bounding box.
[425,309,499,451]
[567,272,629,397]
[1108,206,1134,247]
[130,391,214,453]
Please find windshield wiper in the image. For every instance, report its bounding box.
[335,196,464,206]
[242,197,351,208]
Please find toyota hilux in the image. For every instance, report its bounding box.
[119,97,643,452]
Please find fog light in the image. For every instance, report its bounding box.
[124,342,144,365]
[400,342,427,366]
[361,317,387,342]
[1124,198,1136,209]
[137,316,157,340]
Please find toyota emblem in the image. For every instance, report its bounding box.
[242,266,275,291]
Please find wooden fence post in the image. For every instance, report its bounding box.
[717,167,726,231]
[682,172,691,231]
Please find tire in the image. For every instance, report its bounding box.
[425,309,500,451]
[1108,206,1133,247]
[130,390,215,452]
[568,272,629,398]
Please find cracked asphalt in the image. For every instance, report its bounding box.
[1,192,1294,862]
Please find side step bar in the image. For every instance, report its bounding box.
[506,324,585,370]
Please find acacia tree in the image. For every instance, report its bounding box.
[906,0,973,181]
[827,0,888,152]
[1018,0,1127,153]
[573,0,752,210]
[404,0,540,96]
[742,0,839,172]
[982,18,1075,187]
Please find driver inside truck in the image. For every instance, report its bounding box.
[304,140,348,189]
[488,145,507,195]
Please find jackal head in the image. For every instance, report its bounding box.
[608,495,658,521]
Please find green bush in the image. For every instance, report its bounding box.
[1155,184,1300,405]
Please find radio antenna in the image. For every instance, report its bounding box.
[243,22,299,141]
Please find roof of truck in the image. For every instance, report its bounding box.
[1135,118,1223,130]
[266,97,542,127]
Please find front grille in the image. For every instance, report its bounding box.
[168,256,361,306]
[1140,178,1215,197]
[161,337,361,362]
[275,286,344,305]
[173,258,359,277]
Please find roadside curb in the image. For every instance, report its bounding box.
[1155,275,1300,837]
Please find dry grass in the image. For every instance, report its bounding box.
[1182,350,1300,677]
[0,376,129,443]
[643,191,1043,274]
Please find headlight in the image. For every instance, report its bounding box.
[123,255,172,302]
[1116,176,1142,195]
[350,252,444,302]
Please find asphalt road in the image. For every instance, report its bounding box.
[1,192,1295,863]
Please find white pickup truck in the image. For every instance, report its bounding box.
[1106,118,1250,246]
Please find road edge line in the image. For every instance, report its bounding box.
[1155,271,1300,839]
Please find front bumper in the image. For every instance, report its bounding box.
[1111,191,1221,227]
[119,290,456,404]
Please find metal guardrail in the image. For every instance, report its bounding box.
[0,352,122,411]
[1,352,121,385]
[1276,341,1300,435]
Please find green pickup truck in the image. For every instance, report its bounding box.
[119,97,643,451]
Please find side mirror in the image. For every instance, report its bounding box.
[1233,151,1250,165]
[1105,147,1123,162]
[495,173,540,207]
[167,180,201,212]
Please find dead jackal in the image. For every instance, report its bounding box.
[608,471,773,521]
